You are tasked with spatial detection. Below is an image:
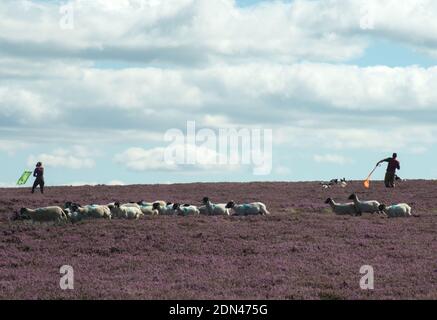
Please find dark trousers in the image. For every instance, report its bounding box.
[384,171,395,188]
[32,178,45,194]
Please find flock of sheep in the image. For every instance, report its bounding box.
[325,193,413,218]
[16,187,415,223]
[17,197,270,223]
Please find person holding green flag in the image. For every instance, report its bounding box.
[31,162,45,194]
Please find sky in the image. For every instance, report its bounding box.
[1,0,437,187]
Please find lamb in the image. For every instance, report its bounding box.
[202,197,230,216]
[324,198,358,216]
[109,202,144,220]
[20,207,68,223]
[72,204,112,220]
[225,201,270,216]
[172,203,200,216]
[152,202,175,216]
[348,194,381,215]
[379,203,412,218]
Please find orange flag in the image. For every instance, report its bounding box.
[363,179,370,189]
[363,165,378,189]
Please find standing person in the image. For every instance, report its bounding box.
[32,162,45,194]
[377,153,400,188]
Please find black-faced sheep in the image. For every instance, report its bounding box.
[225,201,270,216]
[202,197,230,216]
[378,203,412,218]
[324,198,358,216]
[172,203,200,216]
[348,194,381,215]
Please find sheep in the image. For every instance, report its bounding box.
[348,194,381,215]
[324,198,358,216]
[379,203,413,218]
[152,202,175,216]
[72,204,112,220]
[20,207,68,223]
[119,202,141,209]
[321,178,347,189]
[198,205,208,215]
[136,201,159,216]
[172,203,200,216]
[202,197,230,216]
[225,201,270,216]
[109,202,144,220]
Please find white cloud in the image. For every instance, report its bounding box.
[275,126,437,152]
[313,154,353,165]
[27,146,96,169]
[0,0,366,64]
[3,0,437,65]
[107,180,125,186]
[114,144,239,172]
[0,139,28,155]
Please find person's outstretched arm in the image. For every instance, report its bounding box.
[377,158,390,166]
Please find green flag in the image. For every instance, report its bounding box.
[17,171,32,185]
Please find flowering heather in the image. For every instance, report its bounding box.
[0,181,436,299]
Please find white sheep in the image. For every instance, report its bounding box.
[20,207,68,223]
[225,201,270,216]
[324,198,358,216]
[136,201,159,216]
[152,202,175,216]
[72,204,112,220]
[379,203,412,218]
[202,197,230,216]
[109,202,144,220]
[348,194,381,215]
[172,203,200,216]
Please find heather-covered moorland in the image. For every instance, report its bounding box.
[0,180,436,299]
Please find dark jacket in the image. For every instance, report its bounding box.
[33,167,44,179]
[382,158,400,173]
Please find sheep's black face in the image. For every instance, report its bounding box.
[378,204,386,211]
[152,202,160,209]
[225,201,235,209]
[114,202,121,208]
[324,198,331,204]
[172,203,180,210]
[348,194,356,200]
[19,208,26,215]
[202,197,209,204]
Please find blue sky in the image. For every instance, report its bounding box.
[1,0,437,187]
